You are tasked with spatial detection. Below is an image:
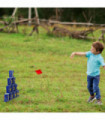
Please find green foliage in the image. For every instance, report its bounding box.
[38,8,55,19]
[16,8,29,18]
[0,8,14,16]
[1,8,105,23]
[0,26,105,112]
[2,16,13,24]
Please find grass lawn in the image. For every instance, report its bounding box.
[0,26,105,112]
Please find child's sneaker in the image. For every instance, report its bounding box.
[95,100,103,105]
[87,96,96,103]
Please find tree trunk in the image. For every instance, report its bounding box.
[12,8,18,17]
[34,8,40,25]
[55,8,58,20]
[28,8,31,25]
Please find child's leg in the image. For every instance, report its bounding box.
[87,75,94,96]
[93,75,101,100]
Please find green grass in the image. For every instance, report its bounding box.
[0,26,105,112]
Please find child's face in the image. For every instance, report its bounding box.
[91,46,100,54]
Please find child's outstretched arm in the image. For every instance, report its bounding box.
[70,52,86,59]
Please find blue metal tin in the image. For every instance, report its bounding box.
[14,91,16,98]
[14,84,17,90]
[16,90,19,97]
[9,70,14,77]
[9,92,12,100]
[4,93,9,102]
[7,78,12,85]
[12,91,16,98]
[11,77,15,84]
[11,84,15,91]
[6,85,12,93]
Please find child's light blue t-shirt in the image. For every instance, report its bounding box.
[86,51,105,76]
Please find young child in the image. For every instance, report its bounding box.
[70,41,105,105]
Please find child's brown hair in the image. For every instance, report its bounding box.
[92,41,104,53]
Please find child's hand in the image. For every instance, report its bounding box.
[70,52,75,59]
[103,66,105,70]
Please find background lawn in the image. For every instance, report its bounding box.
[0,26,105,112]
